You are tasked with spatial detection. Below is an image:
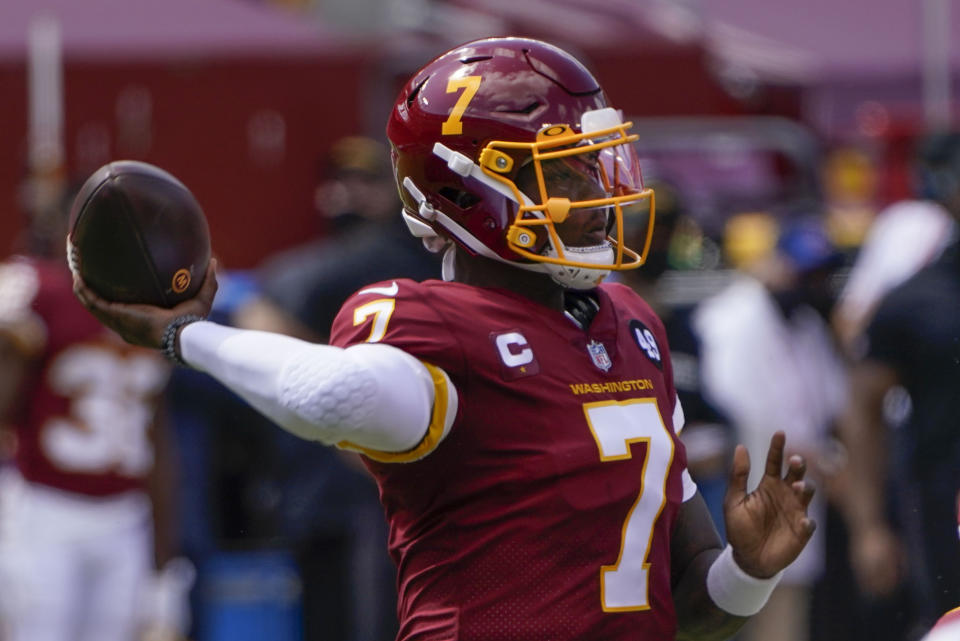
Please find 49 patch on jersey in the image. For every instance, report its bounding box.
[630,320,662,370]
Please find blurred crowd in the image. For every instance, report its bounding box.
[1,118,959,641]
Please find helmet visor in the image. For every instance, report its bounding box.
[513,118,653,268]
[474,108,655,270]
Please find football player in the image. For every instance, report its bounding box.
[74,38,815,640]
[0,187,192,641]
[838,131,960,629]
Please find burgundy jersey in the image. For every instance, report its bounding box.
[0,257,168,496]
[330,279,690,641]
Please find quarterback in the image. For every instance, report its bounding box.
[74,38,815,640]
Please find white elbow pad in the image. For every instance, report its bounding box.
[278,342,456,458]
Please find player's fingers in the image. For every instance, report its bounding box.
[72,273,106,312]
[201,258,219,298]
[798,516,817,541]
[764,431,786,478]
[783,455,807,484]
[792,480,816,508]
[186,258,218,312]
[726,444,750,504]
[72,272,92,306]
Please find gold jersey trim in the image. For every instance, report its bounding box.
[338,361,450,463]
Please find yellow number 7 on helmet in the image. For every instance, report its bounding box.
[442,76,482,136]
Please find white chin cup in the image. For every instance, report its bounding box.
[542,243,613,290]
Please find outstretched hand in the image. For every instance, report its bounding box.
[73,260,219,349]
[724,431,816,579]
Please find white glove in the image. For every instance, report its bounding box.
[139,557,196,641]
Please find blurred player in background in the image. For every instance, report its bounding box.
[831,147,956,353]
[0,183,192,641]
[75,38,816,641]
[617,178,735,536]
[838,131,960,637]
[694,215,847,641]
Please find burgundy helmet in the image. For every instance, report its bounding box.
[387,37,655,289]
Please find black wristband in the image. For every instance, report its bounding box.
[160,314,204,367]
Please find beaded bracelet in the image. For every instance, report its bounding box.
[160,314,204,367]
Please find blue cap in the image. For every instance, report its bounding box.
[776,219,842,273]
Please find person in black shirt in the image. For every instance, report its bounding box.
[240,136,440,342]
[839,131,960,636]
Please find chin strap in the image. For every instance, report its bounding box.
[399,180,449,254]
[441,245,456,281]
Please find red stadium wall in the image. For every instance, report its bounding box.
[0,55,366,268]
[0,64,28,256]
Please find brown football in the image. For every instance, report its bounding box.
[67,160,211,307]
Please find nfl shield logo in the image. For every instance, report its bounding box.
[586,340,612,372]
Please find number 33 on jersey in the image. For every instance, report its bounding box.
[1,257,168,497]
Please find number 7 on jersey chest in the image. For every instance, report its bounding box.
[583,398,675,611]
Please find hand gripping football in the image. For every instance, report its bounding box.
[67,160,211,307]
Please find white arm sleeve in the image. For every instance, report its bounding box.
[179,321,457,459]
